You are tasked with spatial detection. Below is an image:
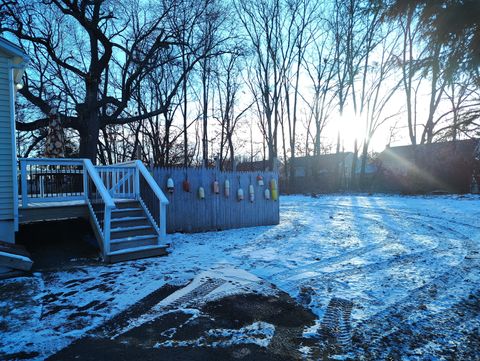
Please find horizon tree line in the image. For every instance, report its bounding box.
[1,0,479,188]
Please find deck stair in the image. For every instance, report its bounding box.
[106,200,167,262]
[18,158,169,263]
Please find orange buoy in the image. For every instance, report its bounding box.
[182,179,190,192]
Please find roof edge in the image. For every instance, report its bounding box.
[0,37,29,63]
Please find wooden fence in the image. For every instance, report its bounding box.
[146,166,280,233]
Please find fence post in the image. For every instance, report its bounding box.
[135,164,140,199]
[104,205,111,255]
[83,163,88,200]
[20,160,28,207]
[160,200,167,243]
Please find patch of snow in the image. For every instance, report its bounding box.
[154,321,275,349]
[207,321,275,347]
[1,194,480,359]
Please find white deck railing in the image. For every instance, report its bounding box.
[18,158,85,206]
[18,158,169,253]
[101,160,169,244]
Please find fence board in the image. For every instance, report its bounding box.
[145,167,280,233]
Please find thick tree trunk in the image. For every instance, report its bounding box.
[79,120,100,163]
[78,79,100,162]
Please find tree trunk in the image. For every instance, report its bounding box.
[350,139,358,190]
[360,141,368,190]
[79,120,100,163]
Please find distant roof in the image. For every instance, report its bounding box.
[292,152,353,167]
[380,139,480,157]
[236,159,280,171]
[0,37,29,62]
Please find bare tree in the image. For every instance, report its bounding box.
[1,0,215,162]
[235,0,293,170]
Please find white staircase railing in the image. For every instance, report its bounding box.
[83,159,116,255]
[95,165,137,199]
[103,160,169,245]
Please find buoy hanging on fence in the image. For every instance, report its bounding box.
[183,172,190,192]
[213,177,220,194]
[237,188,244,201]
[270,178,278,201]
[249,184,255,202]
[183,179,190,192]
[257,175,264,186]
[237,176,243,201]
[264,188,271,200]
[198,186,205,199]
[167,177,174,193]
[224,179,230,197]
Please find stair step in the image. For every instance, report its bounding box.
[110,208,144,219]
[114,201,141,209]
[110,225,155,239]
[112,207,142,212]
[111,234,158,244]
[111,216,149,227]
[110,235,158,252]
[106,245,168,263]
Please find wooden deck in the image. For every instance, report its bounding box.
[18,200,89,224]
[16,158,169,263]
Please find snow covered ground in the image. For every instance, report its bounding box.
[1,194,480,360]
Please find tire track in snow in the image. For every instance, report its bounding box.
[278,200,479,359]
[269,206,466,288]
[340,206,480,359]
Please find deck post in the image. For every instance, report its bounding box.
[159,201,167,243]
[83,164,88,200]
[20,160,28,207]
[134,165,140,199]
[103,205,111,255]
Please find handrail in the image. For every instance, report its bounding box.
[83,159,115,208]
[83,159,116,256]
[18,157,84,165]
[135,160,169,205]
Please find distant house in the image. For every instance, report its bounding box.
[376,139,480,193]
[288,152,354,193]
[236,160,271,172]
[0,38,29,243]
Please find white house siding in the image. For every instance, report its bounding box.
[0,53,15,242]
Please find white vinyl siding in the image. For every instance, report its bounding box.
[0,54,14,221]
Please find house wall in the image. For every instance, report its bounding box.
[0,52,15,242]
[376,141,480,194]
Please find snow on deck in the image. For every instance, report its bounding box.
[1,194,480,359]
